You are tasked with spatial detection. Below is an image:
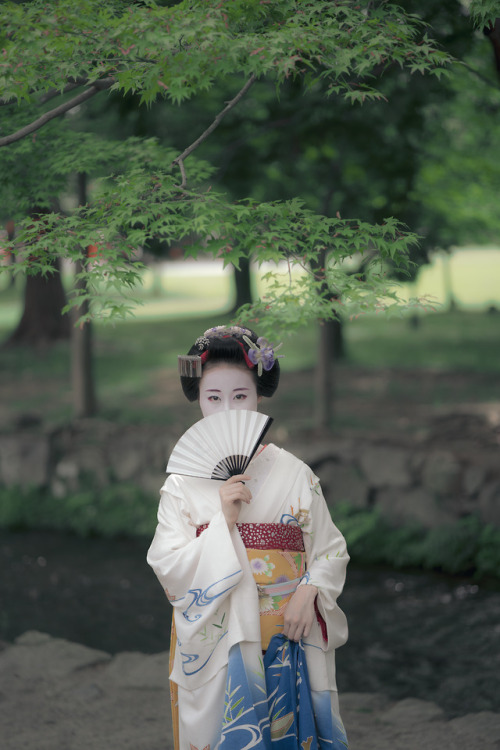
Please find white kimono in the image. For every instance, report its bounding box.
[147,444,349,749]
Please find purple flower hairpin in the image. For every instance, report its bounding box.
[242,335,283,376]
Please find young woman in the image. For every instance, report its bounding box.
[147,325,349,749]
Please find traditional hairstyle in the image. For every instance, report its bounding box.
[179,325,282,402]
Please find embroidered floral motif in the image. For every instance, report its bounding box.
[285,504,310,528]
[250,555,275,577]
[259,594,280,613]
[309,473,321,496]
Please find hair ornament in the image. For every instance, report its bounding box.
[203,325,252,338]
[178,354,202,378]
[242,335,283,377]
[179,324,281,400]
[195,336,210,350]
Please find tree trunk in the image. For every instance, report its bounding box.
[314,317,344,428]
[4,219,17,289]
[314,320,334,429]
[4,256,70,347]
[71,173,97,418]
[71,263,97,418]
[484,18,500,78]
[441,251,456,310]
[231,256,252,312]
[310,246,345,431]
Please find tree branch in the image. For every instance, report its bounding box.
[461,61,500,90]
[172,73,257,188]
[39,78,91,104]
[0,78,114,147]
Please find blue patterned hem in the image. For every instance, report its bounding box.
[217,635,348,749]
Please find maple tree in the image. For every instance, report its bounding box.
[0,0,465,334]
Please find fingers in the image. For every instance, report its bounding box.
[219,475,252,529]
[282,586,317,642]
[226,474,251,484]
[283,617,312,642]
[283,617,313,642]
[220,475,252,505]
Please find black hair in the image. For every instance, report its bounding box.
[180,326,280,402]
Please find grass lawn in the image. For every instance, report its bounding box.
[1,247,499,428]
[1,304,499,429]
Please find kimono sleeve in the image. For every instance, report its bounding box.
[298,468,349,652]
[146,474,244,633]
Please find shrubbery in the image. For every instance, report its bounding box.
[333,503,500,580]
[1,486,499,581]
[0,484,158,538]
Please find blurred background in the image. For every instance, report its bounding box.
[1,0,500,721]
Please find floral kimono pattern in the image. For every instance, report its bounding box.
[148,444,349,750]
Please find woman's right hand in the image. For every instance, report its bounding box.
[219,474,251,530]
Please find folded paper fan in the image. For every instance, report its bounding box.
[166,410,273,480]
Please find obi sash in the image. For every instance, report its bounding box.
[197,521,326,648]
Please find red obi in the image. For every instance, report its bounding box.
[196,521,305,551]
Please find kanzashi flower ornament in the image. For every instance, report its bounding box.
[242,335,283,376]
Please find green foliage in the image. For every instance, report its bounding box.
[0,0,457,330]
[333,504,500,580]
[468,0,500,28]
[0,0,449,106]
[413,42,500,248]
[0,483,158,538]
[2,484,499,580]
[423,516,484,575]
[475,524,500,577]
[10,170,424,332]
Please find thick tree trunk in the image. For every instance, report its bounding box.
[231,256,252,312]
[4,256,70,346]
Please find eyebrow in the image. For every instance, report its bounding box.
[204,387,250,392]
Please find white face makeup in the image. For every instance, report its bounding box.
[199,364,260,418]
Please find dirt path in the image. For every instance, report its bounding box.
[2,631,500,750]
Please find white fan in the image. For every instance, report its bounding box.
[166,410,273,480]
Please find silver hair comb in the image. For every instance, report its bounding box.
[178,355,202,378]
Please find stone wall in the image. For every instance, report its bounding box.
[1,414,499,528]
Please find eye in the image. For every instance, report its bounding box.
[207,395,221,402]
[234,393,247,400]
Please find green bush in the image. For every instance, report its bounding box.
[0,483,158,538]
[333,503,500,581]
[476,525,500,578]
[2,485,500,581]
[420,516,482,575]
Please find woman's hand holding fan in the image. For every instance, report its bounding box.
[219,473,252,530]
